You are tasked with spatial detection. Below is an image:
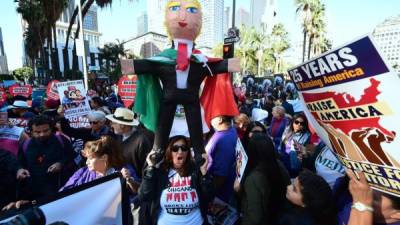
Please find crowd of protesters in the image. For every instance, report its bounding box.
[0,76,399,225]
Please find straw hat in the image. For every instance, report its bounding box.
[106,108,139,126]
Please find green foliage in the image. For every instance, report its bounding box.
[98,39,127,80]
[295,0,331,60]
[12,67,33,81]
[230,24,290,77]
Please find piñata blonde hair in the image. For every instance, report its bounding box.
[164,0,203,41]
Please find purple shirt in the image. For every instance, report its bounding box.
[205,126,237,203]
[60,164,139,192]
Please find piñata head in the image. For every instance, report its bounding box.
[164,0,202,41]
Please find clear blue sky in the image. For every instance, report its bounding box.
[1,0,399,70]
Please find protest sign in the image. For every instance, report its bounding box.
[57,80,91,119]
[32,89,45,101]
[0,88,6,106]
[8,84,32,98]
[288,35,400,197]
[8,118,28,128]
[0,174,130,225]
[117,75,137,108]
[68,115,90,128]
[3,80,16,88]
[47,80,60,100]
[235,139,248,183]
[207,198,238,225]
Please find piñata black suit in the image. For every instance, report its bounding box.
[121,47,230,164]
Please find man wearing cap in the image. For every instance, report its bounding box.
[106,108,152,179]
[7,100,31,119]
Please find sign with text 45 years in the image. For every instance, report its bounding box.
[288,34,400,197]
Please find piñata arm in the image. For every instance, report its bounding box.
[121,59,158,75]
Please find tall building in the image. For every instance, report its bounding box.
[0,27,9,74]
[124,31,168,58]
[250,0,277,32]
[223,7,231,36]
[147,0,168,35]
[55,0,102,73]
[262,0,277,34]
[197,0,224,49]
[373,15,400,75]
[137,12,148,36]
[236,7,251,28]
[21,0,102,76]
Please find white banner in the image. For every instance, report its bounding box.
[0,174,129,225]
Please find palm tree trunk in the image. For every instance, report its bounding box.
[53,25,61,79]
[302,31,307,62]
[64,0,86,51]
[308,35,312,60]
[46,27,54,82]
[64,0,86,76]
[72,40,78,79]
[71,0,95,77]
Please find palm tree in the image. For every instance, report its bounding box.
[41,0,69,79]
[295,0,314,62]
[64,0,114,77]
[98,39,129,81]
[16,0,68,82]
[15,0,48,83]
[307,0,325,59]
[270,23,290,73]
[237,25,258,75]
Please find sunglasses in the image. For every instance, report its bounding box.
[294,120,305,126]
[171,145,189,152]
[89,121,99,124]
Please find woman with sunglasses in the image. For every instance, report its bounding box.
[139,135,213,225]
[280,113,311,178]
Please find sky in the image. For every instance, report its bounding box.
[1,0,399,71]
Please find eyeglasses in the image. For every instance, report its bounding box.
[294,120,305,126]
[171,145,189,152]
[89,121,99,124]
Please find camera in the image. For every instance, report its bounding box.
[0,207,68,225]
[0,207,45,225]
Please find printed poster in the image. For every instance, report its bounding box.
[57,80,91,119]
[117,75,137,108]
[207,198,238,225]
[0,88,6,106]
[32,89,45,101]
[288,35,400,197]
[68,116,90,128]
[47,80,60,100]
[235,139,248,183]
[8,84,32,98]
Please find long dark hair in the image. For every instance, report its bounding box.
[244,133,289,222]
[163,135,193,177]
[282,113,310,144]
[242,121,267,149]
[298,170,337,225]
[290,113,309,133]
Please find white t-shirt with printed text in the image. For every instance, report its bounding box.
[158,169,203,225]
